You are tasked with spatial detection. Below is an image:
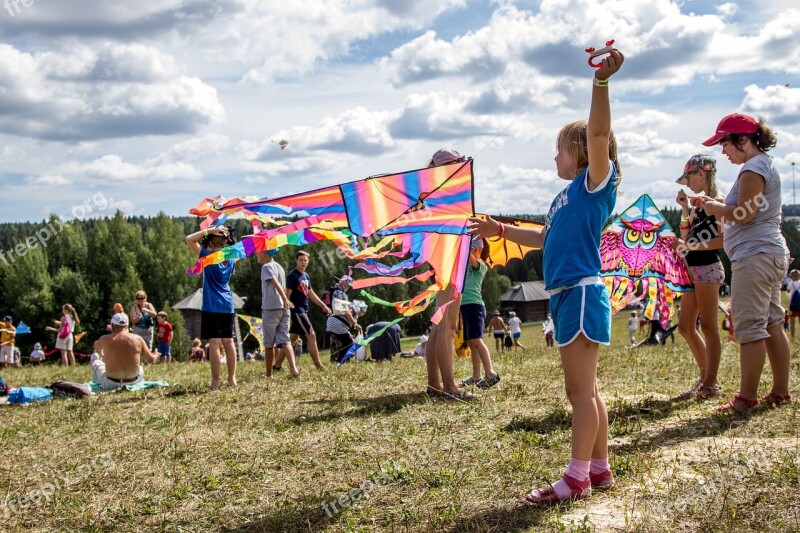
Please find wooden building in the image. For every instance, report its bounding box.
[500,281,550,322]
[173,289,246,359]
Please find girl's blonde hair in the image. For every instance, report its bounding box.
[192,338,201,348]
[703,168,718,198]
[557,120,622,184]
[62,303,80,327]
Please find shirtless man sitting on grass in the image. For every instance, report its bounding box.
[91,313,159,390]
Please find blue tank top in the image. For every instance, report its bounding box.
[542,165,617,291]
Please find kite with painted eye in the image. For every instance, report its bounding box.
[600,195,692,326]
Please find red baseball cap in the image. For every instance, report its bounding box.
[702,113,758,146]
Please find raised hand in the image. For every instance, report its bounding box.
[595,49,624,80]
[676,189,689,209]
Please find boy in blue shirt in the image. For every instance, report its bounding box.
[284,250,330,371]
[185,226,237,389]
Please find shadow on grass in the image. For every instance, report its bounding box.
[606,394,696,437]
[610,409,757,455]
[503,395,698,437]
[444,502,552,533]
[503,405,572,434]
[225,496,333,532]
[287,391,431,426]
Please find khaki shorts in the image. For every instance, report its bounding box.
[731,253,789,345]
[262,308,290,348]
[0,345,14,364]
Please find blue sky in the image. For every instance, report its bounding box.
[1,0,800,223]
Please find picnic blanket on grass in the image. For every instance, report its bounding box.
[85,381,169,393]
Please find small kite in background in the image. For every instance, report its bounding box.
[272,139,289,150]
[600,194,692,327]
[237,314,265,352]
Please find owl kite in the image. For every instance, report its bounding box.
[600,194,692,326]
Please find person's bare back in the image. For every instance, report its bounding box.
[490,315,506,331]
[94,329,157,380]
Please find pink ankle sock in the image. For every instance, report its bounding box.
[565,457,590,480]
[590,457,609,475]
[551,458,590,499]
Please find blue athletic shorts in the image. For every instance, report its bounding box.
[549,283,611,346]
[157,342,171,356]
[460,303,486,340]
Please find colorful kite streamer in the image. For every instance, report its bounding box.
[188,160,475,323]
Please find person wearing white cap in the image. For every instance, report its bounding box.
[673,155,724,400]
[507,311,525,350]
[90,313,159,390]
[325,275,362,363]
[29,342,45,365]
[488,310,509,354]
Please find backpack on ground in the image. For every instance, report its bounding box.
[49,381,93,398]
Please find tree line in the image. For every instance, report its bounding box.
[0,213,514,360]
[1,205,797,360]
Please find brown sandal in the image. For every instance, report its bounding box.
[677,379,702,399]
[695,383,721,399]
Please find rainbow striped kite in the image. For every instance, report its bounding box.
[188,160,475,322]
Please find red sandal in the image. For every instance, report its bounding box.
[589,469,615,491]
[714,393,758,414]
[526,474,591,505]
[762,390,792,407]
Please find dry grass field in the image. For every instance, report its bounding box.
[1,307,799,532]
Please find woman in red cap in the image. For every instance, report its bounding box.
[692,113,791,412]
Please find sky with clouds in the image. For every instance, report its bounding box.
[2,0,800,223]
